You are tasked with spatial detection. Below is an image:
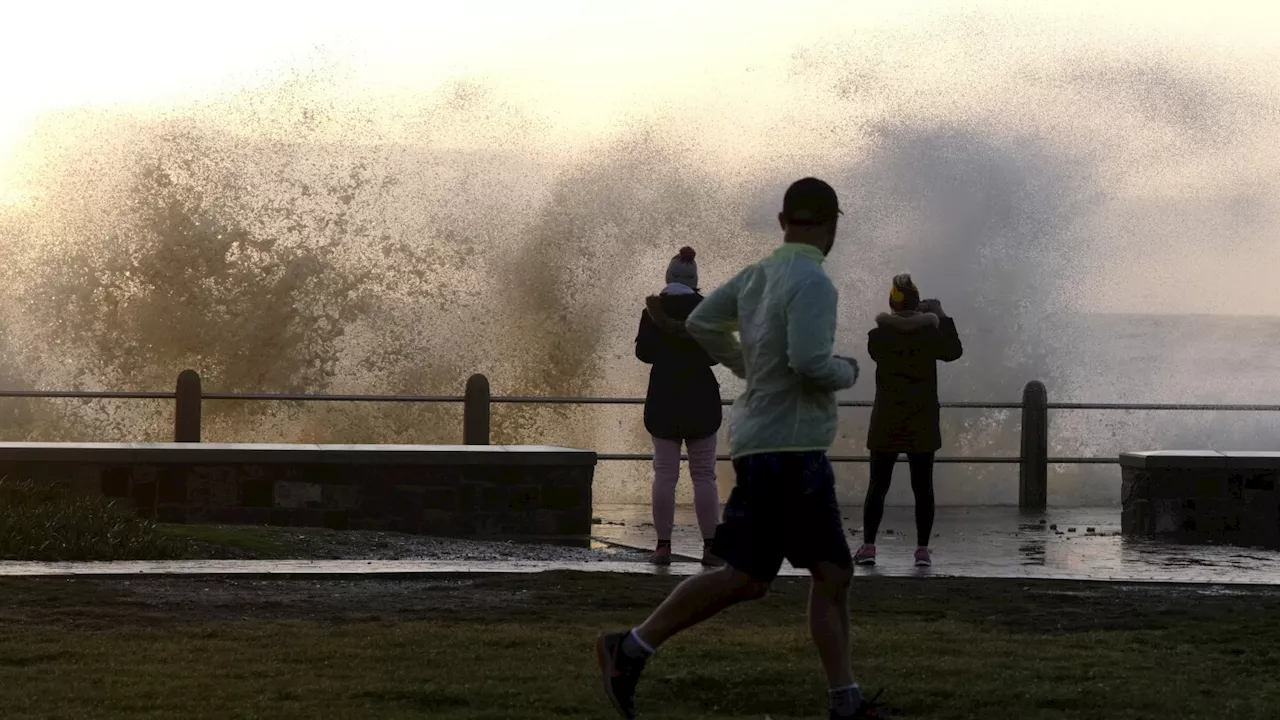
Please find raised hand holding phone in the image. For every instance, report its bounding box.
[920,298,947,318]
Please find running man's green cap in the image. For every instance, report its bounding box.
[782,177,842,225]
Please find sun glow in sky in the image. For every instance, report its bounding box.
[1,0,1278,311]
[4,0,1275,155]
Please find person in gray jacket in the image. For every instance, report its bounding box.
[596,178,884,720]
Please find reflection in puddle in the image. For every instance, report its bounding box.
[1018,541,1047,566]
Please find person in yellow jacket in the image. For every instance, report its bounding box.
[595,178,884,720]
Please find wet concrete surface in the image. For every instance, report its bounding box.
[592,504,1280,585]
[3,505,1280,584]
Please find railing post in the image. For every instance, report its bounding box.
[464,374,491,445]
[174,369,202,443]
[1019,380,1048,510]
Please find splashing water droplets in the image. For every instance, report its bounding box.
[0,4,1277,505]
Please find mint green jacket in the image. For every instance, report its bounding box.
[684,243,858,459]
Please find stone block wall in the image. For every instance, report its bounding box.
[0,443,597,541]
[1121,451,1280,549]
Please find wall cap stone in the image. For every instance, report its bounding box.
[1121,450,1280,471]
[1119,451,1226,470]
[0,443,597,467]
[1220,451,1280,471]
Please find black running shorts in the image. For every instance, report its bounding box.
[710,451,852,582]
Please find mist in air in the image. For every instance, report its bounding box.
[0,2,1277,506]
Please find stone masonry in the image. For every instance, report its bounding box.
[0,443,597,540]
[1121,451,1280,549]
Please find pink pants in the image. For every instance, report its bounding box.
[651,434,721,542]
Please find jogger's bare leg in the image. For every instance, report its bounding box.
[633,565,769,649]
[808,560,855,689]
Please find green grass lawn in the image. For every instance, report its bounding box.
[1,572,1277,719]
[161,522,305,558]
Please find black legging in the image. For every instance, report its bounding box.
[863,452,936,548]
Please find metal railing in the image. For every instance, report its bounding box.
[3,370,1279,510]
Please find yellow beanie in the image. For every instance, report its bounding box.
[890,273,918,306]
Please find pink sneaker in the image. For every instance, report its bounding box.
[914,547,932,567]
[651,543,672,566]
[854,544,877,566]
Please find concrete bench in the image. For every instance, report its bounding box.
[1120,450,1280,548]
[0,443,597,541]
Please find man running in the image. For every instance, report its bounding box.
[595,178,882,719]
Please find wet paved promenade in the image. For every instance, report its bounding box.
[3,505,1279,585]
[592,505,1280,584]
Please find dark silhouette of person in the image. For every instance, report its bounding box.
[635,246,723,566]
[597,178,885,720]
[855,273,963,568]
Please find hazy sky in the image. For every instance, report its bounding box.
[4,0,1275,153]
[2,0,1278,313]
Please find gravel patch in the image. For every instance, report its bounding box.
[180,525,658,563]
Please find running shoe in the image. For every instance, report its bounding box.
[595,631,647,719]
[853,544,877,566]
[651,543,672,566]
[914,547,932,567]
[832,689,887,719]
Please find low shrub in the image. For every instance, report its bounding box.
[0,478,188,561]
